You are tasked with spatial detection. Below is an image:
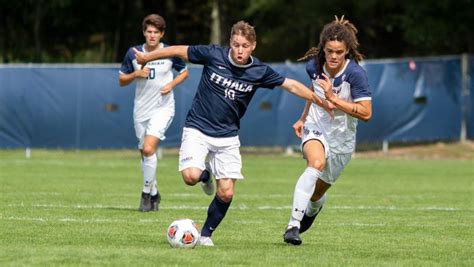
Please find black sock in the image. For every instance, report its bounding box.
[201,195,231,237]
[199,169,210,183]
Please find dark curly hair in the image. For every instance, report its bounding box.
[298,15,363,73]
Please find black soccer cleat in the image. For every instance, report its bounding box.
[138,192,152,212]
[150,192,161,211]
[299,206,323,234]
[283,226,302,245]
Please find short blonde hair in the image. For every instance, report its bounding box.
[230,21,256,43]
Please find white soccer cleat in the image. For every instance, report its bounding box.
[200,170,215,196]
[199,236,215,247]
[201,178,214,196]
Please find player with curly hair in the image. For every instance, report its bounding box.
[283,15,372,245]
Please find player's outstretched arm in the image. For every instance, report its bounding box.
[281,78,335,117]
[133,46,189,66]
[281,78,321,104]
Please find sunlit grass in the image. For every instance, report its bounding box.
[0,149,472,266]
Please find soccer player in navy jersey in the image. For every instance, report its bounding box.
[134,20,330,246]
[282,16,372,245]
[119,14,189,212]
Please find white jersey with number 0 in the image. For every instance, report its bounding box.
[119,43,187,122]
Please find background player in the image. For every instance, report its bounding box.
[283,15,372,245]
[134,20,331,246]
[119,14,189,212]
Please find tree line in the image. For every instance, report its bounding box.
[0,0,472,63]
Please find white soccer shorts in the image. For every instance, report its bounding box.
[178,127,244,180]
[134,107,174,149]
[301,122,352,184]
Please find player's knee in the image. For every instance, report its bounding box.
[181,170,199,185]
[308,159,325,171]
[217,187,234,203]
[142,145,156,157]
[217,189,233,203]
[181,175,198,185]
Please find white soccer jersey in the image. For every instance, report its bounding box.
[120,43,187,122]
[305,59,372,154]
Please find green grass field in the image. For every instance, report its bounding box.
[0,149,472,266]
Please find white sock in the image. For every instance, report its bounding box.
[151,180,158,196]
[306,193,327,216]
[141,154,157,194]
[288,167,321,229]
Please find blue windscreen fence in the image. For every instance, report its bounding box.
[0,55,472,149]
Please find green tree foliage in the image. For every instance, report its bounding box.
[0,0,472,63]
[244,0,474,61]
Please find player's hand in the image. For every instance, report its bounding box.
[317,73,335,101]
[132,47,148,66]
[292,119,305,139]
[161,83,173,95]
[135,67,150,78]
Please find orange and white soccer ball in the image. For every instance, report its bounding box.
[166,219,200,248]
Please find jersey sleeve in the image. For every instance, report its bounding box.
[187,45,216,65]
[350,66,372,102]
[305,59,317,80]
[260,66,285,89]
[119,46,139,75]
[171,57,187,73]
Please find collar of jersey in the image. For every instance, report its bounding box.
[227,49,254,68]
[141,42,164,53]
[323,59,350,78]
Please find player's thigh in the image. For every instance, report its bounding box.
[178,128,209,171]
[301,128,328,171]
[211,144,243,180]
[147,108,174,141]
[302,139,326,170]
[134,120,147,150]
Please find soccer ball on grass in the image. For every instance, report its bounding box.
[166,218,200,248]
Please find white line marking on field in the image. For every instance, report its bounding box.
[258,206,291,210]
[332,222,387,227]
[257,205,465,211]
[0,216,382,227]
[2,216,48,222]
[1,216,170,224]
[330,205,462,211]
[6,203,211,210]
[0,192,456,203]
[3,216,470,228]
[4,203,468,212]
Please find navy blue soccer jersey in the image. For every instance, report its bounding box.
[185,44,285,137]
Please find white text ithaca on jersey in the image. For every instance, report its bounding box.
[210,73,253,92]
